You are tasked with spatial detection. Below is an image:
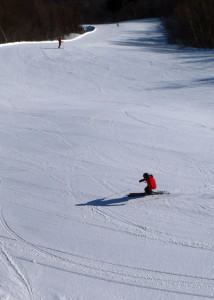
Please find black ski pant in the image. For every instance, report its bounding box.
[144,186,152,195]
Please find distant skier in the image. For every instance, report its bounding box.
[139,173,157,194]
[58,38,62,48]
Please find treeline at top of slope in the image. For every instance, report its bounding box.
[0,0,213,49]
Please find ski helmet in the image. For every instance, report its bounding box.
[143,173,149,179]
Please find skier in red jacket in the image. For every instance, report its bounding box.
[139,173,157,194]
[58,38,62,48]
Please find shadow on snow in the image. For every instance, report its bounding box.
[112,19,214,57]
[112,19,214,89]
[76,194,146,207]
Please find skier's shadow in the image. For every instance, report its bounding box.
[76,195,145,207]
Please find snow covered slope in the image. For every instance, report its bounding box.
[0,19,214,299]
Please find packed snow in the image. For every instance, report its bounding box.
[0,19,214,300]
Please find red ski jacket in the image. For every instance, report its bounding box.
[143,175,157,190]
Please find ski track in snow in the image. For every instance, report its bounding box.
[0,246,34,300]
[1,232,214,299]
[69,176,214,253]
[2,175,214,298]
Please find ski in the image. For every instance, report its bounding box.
[127,191,168,197]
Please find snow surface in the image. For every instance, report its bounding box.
[0,19,214,300]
